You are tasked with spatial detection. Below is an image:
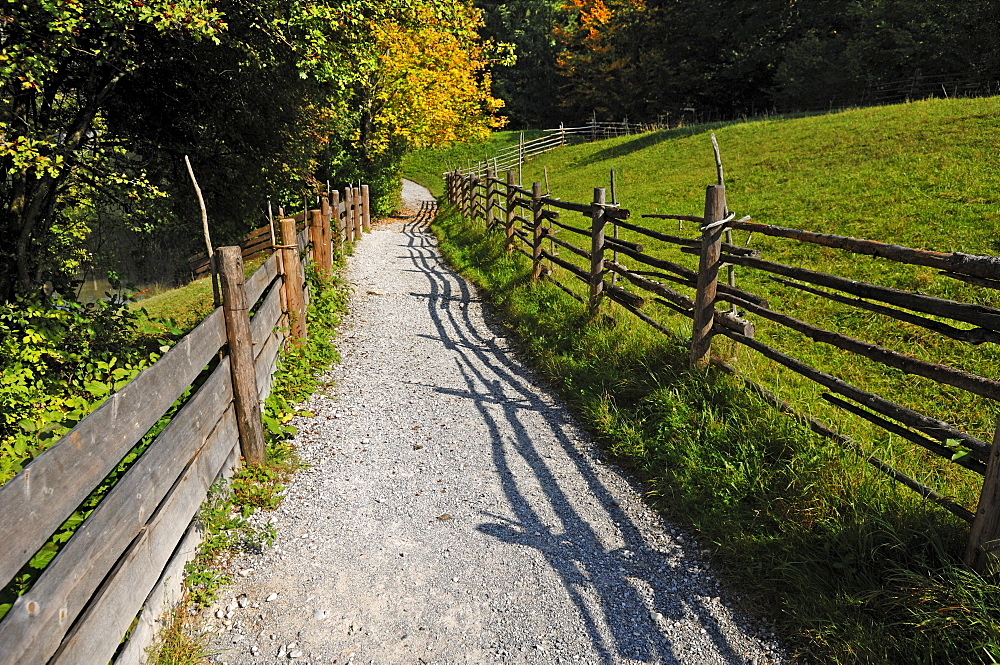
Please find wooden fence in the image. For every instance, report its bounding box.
[446,168,1000,573]
[0,184,370,664]
[456,118,666,180]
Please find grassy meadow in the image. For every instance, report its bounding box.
[405,98,1000,664]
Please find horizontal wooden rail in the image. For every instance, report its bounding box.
[732,220,1000,281]
[721,252,1000,331]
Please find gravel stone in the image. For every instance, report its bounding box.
[202,179,789,664]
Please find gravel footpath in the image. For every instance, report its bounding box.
[200,180,788,665]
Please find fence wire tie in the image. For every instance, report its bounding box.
[701,212,742,232]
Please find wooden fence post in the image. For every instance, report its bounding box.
[308,209,325,273]
[531,181,544,281]
[967,418,1000,572]
[331,190,344,249]
[279,218,307,340]
[589,187,607,315]
[217,246,266,466]
[361,184,371,233]
[352,186,363,239]
[690,184,726,367]
[341,187,353,244]
[320,196,332,265]
[485,168,495,229]
[504,170,516,253]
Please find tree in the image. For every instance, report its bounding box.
[0,0,505,299]
[0,0,225,300]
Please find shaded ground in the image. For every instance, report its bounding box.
[200,181,786,665]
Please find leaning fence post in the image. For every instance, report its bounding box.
[361,184,371,233]
[279,217,307,340]
[589,187,607,315]
[531,182,544,281]
[217,246,266,466]
[690,184,726,367]
[967,418,1000,572]
[504,170,516,253]
[485,168,496,229]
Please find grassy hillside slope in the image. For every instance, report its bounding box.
[405,98,1000,664]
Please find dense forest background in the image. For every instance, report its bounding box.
[481,0,1000,127]
[3,0,1000,296]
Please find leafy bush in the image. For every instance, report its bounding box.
[0,289,163,483]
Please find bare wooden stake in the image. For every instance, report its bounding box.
[217,246,266,466]
[184,155,219,307]
[711,133,725,187]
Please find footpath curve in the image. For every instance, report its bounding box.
[202,180,787,665]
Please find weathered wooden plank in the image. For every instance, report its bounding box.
[0,307,226,589]
[821,393,986,475]
[540,196,592,215]
[250,280,283,351]
[0,358,233,664]
[722,252,1000,331]
[112,522,201,665]
[770,277,1000,345]
[721,291,1000,402]
[712,360,976,523]
[717,327,991,459]
[731,220,1000,280]
[255,328,282,402]
[245,251,279,307]
[51,406,240,665]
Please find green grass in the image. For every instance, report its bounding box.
[408,97,1000,511]
[401,129,547,197]
[408,98,1000,664]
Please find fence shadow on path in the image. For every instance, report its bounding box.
[393,200,753,665]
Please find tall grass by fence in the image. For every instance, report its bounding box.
[0,184,369,664]
[446,167,1000,573]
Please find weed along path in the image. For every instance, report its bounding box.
[202,180,786,665]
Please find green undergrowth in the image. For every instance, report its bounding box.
[432,206,1000,664]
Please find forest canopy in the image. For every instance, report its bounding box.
[481,0,1000,127]
[0,0,504,300]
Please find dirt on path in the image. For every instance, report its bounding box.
[200,180,787,665]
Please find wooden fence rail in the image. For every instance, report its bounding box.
[445,168,1000,573]
[0,185,371,663]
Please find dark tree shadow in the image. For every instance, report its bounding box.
[391,199,754,664]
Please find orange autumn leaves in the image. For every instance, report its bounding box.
[366,2,506,154]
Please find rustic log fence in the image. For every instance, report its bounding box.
[455,117,667,180]
[446,168,1000,573]
[0,185,370,663]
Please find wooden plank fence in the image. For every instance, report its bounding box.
[446,168,1000,573]
[0,185,370,663]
